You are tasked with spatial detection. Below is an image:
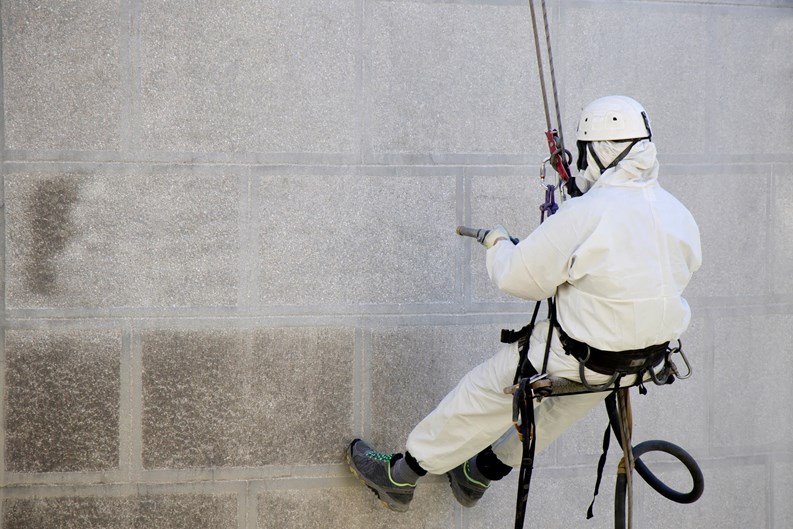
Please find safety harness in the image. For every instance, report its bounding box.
[501,296,694,529]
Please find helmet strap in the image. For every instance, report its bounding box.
[587,138,643,175]
[641,111,652,140]
[587,142,607,174]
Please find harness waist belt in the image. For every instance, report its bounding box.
[559,330,668,376]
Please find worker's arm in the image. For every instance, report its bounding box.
[486,211,579,301]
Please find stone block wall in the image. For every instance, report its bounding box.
[2,1,792,528]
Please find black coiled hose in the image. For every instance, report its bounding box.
[613,435,704,528]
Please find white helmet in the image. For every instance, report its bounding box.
[576,96,652,142]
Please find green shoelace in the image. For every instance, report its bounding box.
[365,450,395,463]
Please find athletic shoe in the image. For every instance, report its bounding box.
[347,439,416,512]
[446,459,490,507]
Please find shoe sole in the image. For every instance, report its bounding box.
[346,445,410,513]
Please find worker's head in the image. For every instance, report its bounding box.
[576,96,651,144]
[574,96,653,191]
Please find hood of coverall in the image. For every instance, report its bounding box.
[575,139,659,194]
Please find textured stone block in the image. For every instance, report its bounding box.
[469,174,544,304]
[771,167,793,295]
[5,173,239,308]
[369,324,503,453]
[559,4,712,156]
[639,463,766,528]
[258,483,454,529]
[257,175,457,305]
[712,314,793,450]
[661,171,768,298]
[4,330,121,473]
[704,12,793,155]
[775,459,793,529]
[139,0,357,153]
[1,0,121,150]
[3,494,237,529]
[367,2,546,155]
[142,327,354,468]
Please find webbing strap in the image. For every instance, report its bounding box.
[587,387,625,519]
[514,380,537,529]
[504,300,543,385]
[587,391,617,518]
[502,299,543,529]
[509,299,554,529]
[541,298,557,374]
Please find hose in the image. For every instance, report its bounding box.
[632,440,704,504]
[614,440,705,529]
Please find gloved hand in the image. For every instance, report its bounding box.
[482,224,512,249]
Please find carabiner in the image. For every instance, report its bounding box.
[539,157,551,188]
[670,346,693,380]
[578,347,620,392]
[648,360,672,386]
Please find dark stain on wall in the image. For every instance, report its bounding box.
[23,176,80,295]
[4,331,120,473]
[2,494,238,529]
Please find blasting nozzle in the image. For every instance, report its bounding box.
[456,226,490,243]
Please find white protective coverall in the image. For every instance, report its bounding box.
[406,140,702,473]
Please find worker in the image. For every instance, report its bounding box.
[347,95,702,512]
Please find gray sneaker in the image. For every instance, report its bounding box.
[347,439,416,512]
[446,459,490,507]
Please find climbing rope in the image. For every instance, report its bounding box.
[527,0,577,199]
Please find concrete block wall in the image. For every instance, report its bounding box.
[1,0,791,528]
